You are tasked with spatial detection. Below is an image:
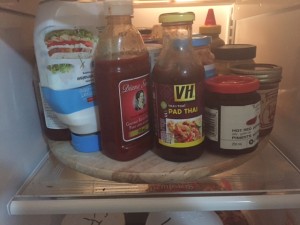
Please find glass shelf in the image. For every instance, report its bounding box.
[8,138,300,215]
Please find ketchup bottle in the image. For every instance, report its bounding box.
[94,0,152,161]
[152,12,206,162]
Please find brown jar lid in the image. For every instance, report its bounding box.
[213,44,256,60]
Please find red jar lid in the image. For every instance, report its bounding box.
[205,75,260,94]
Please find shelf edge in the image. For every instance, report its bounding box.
[8,194,300,215]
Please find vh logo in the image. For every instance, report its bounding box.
[174,84,196,102]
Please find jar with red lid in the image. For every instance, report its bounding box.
[204,75,261,154]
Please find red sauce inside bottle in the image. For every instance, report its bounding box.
[94,53,152,161]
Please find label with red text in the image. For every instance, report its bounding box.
[119,74,150,142]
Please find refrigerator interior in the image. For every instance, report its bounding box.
[1,0,300,225]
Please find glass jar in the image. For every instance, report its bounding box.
[213,44,256,75]
[204,75,261,155]
[94,0,152,161]
[192,34,216,79]
[230,63,282,136]
[152,12,205,162]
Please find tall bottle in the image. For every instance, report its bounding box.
[152,12,206,162]
[94,0,152,161]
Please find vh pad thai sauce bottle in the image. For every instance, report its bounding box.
[152,12,206,162]
[94,0,152,161]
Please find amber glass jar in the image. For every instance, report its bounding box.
[204,75,261,155]
[152,12,205,162]
[213,44,256,75]
[230,63,282,136]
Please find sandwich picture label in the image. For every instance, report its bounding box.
[35,26,100,90]
[44,29,97,59]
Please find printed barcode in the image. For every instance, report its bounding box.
[161,131,173,144]
[204,108,218,141]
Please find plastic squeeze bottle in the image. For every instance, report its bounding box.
[94,0,152,161]
[199,8,225,50]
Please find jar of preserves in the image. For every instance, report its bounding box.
[152,12,206,162]
[192,35,216,79]
[94,0,152,161]
[230,63,282,136]
[213,44,256,75]
[204,75,261,155]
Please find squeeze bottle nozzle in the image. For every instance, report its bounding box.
[205,8,217,26]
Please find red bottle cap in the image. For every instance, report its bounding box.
[205,9,217,26]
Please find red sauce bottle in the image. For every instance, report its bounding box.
[94,1,152,161]
[152,12,206,162]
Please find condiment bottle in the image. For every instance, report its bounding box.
[204,75,261,155]
[213,44,256,75]
[230,63,282,136]
[94,0,152,161]
[199,9,225,50]
[152,12,206,162]
[34,0,104,150]
[192,35,216,79]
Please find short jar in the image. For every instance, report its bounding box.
[192,35,216,79]
[204,75,261,154]
[213,44,256,75]
[230,63,282,136]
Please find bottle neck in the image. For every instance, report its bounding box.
[106,15,132,25]
[162,22,193,50]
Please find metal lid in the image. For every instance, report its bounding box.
[159,12,195,24]
[205,75,260,94]
[192,35,212,47]
[230,63,282,83]
[213,44,256,60]
[104,0,133,16]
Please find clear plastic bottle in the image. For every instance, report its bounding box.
[94,0,152,161]
[152,12,205,162]
[199,9,225,50]
[192,35,216,79]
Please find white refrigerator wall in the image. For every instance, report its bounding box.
[0,5,62,225]
[234,2,300,168]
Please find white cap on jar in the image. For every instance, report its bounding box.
[104,0,133,16]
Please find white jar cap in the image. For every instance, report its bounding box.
[104,0,133,16]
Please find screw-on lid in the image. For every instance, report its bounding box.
[192,35,212,47]
[213,44,256,60]
[230,63,282,83]
[159,12,195,24]
[205,75,260,94]
[71,132,101,152]
[104,0,133,16]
